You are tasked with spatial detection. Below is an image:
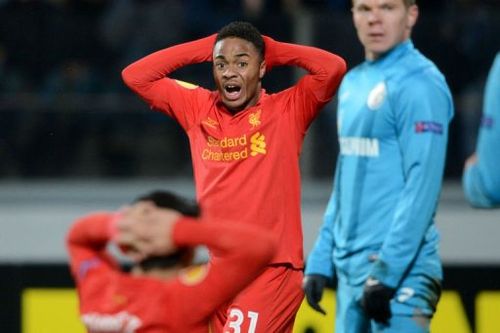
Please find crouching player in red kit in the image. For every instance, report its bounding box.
[66,190,276,333]
[122,21,346,332]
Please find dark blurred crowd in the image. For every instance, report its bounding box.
[0,0,499,178]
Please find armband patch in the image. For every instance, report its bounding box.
[415,121,443,134]
[179,265,208,286]
[481,116,494,129]
[175,80,198,90]
[78,258,101,279]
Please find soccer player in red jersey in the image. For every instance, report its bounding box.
[66,190,276,333]
[122,21,346,332]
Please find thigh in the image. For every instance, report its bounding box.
[219,265,304,333]
[335,278,370,333]
[392,273,442,317]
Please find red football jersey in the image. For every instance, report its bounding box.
[66,213,275,333]
[123,35,346,268]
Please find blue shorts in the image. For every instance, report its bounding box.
[335,272,441,333]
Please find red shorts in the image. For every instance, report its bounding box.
[210,264,304,333]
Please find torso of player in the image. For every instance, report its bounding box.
[187,89,306,266]
[79,269,211,333]
[336,63,404,238]
[333,42,446,250]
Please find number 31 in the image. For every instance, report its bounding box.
[225,309,259,333]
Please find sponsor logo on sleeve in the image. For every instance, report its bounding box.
[481,116,494,129]
[415,121,443,134]
[79,258,101,280]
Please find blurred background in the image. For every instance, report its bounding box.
[1,0,500,332]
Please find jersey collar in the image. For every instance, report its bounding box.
[367,39,414,70]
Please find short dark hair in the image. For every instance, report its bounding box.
[133,190,200,271]
[216,21,265,59]
[134,190,200,217]
[352,0,416,7]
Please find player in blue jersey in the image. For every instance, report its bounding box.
[303,0,454,332]
[462,52,500,208]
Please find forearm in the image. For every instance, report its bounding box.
[264,36,346,96]
[305,189,338,278]
[172,219,275,317]
[122,35,216,91]
[174,218,275,265]
[66,212,116,250]
[66,212,119,280]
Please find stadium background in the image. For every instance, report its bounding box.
[1,0,499,332]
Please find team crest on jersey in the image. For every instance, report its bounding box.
[179,265,208,286]
[175,79,198,90]
[249,109,262,129]
[367,82,386,110]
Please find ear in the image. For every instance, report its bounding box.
[259,60,266,79]
[407,4,419,30]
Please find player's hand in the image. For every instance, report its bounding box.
[302,274,328,315]
[115,202,181,259]
[360,277,396,324]
[262,35,277,71]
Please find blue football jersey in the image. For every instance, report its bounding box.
[307,41,454,288]
[463,52,500,207]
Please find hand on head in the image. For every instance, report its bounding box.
[115,201,182,261]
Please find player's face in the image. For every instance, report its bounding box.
[352,0,418,60]
[213,37,266,113]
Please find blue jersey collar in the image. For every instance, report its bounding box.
[366,39,414,69]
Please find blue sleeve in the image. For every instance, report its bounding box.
[370,73,453,288]
[463,163,497,208]
[305,161,339,279]
[464,52,500,206]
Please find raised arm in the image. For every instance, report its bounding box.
[66,212,120,284]
[121,35,216,128]
[170,218,277,320]
[264,36,346,104]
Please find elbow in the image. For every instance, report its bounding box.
[328,55,347,86]
[121,66,135,89]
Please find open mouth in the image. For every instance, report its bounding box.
[224,84,242,100]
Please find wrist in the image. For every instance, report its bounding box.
[108,211,123,240]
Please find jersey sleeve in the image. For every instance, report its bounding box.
[305,160,340,279]
[167,218,276,321]
[264,36,346,130]
[121,35,216,130]
[462,163,497,207]
[463,52,500,207]
[66,212,120,285]
[370,73,454,288]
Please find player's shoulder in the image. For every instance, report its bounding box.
[386,55,449,104]
[392,47,446,86]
